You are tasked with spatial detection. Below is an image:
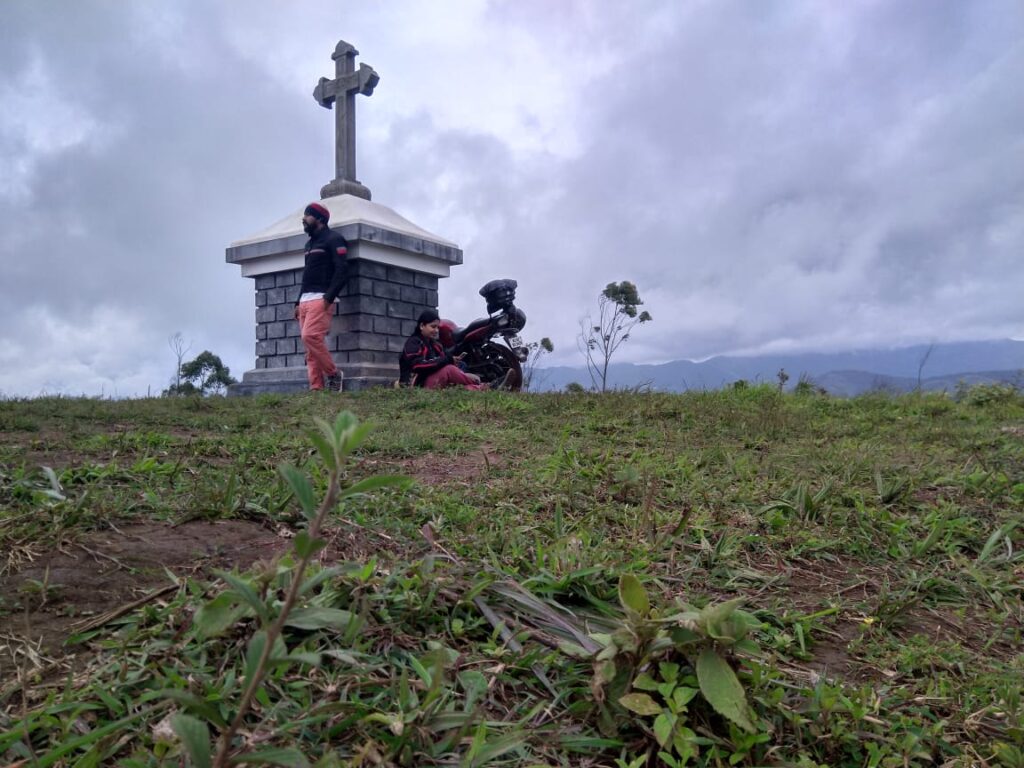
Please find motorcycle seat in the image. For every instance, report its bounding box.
[453,316,493,345]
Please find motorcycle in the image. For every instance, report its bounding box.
[438,279,529,391]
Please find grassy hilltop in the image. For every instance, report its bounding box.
[1,387,1022,766]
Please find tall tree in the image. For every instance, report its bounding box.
[165,351,236,396]
[577,281,652,392]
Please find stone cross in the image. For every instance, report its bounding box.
[313,40,379,200]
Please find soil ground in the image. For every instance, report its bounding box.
[0,517,408,686]
[0,521,283,675]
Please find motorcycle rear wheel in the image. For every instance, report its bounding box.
[466,342,523,392]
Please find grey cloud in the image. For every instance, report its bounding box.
[1,0,1021,394]
[346,0,1024,364]
[512,0,1024,360]
[0,1,332,392]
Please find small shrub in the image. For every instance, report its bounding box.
[955,382,1019,407]
[793,374,826,397]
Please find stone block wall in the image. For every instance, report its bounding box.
[251,260,439,371]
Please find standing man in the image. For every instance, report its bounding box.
[295,202,349,391]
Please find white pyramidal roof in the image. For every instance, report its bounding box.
[230,194,457,249]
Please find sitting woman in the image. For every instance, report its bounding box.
[400,309,505,390]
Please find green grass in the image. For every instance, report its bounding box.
[1,386,1022,766]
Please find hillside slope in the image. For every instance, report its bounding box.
[1,388,1022,765]
[537,337,1024,393]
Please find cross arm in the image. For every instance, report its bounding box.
[313,77,336,108]
[313,64,380,109]
[356,63,380,96]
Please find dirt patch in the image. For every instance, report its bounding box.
[165,427,204,439]
[910,485,967,508]
[0,428,92,469]
[0,520,287,662]
[0,423,204,468]
[374,444,506,486]
[803,621,865,680]
[320,521,415,562]
[8,449,91,471]
[0,518,409,678]
[722,558,883,681]
[754,556,880,605]
[895,603,1021,661]
[752,559,1023,684]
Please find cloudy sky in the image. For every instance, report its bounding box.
[1,0,1022,396]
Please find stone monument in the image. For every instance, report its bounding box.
[226,41,462,395]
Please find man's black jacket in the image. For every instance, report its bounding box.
[297,225,349,304]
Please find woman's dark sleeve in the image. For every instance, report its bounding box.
[403,337,450,377]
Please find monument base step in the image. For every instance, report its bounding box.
[227,366,398,396]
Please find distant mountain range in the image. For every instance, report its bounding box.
[532,339,1024,396]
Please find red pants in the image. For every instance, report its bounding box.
[297,300,338,390]
[423,365,485,390]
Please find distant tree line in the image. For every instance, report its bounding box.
[164,333,236,396]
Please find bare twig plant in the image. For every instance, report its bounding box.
[577,281,652,392]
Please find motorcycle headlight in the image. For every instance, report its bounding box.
[511,308,527,331]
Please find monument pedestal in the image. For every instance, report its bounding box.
[225,194,462,395]
[320,177,372,200]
